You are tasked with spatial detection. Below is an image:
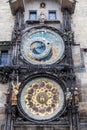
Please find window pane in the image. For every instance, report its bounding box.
[0,51,8,65]
[29,12,37,20]
[49,11,56,20]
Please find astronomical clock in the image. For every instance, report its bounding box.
[3,23,79,129]
[17,26,67,123]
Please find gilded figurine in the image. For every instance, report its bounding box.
[12,82,21,105]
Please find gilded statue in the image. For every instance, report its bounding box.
[12,82,21,105]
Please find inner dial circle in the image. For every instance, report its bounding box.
[28,37,51,60]
[20,78,65,121]
[21,27,65,64]
[31,41,46,54]
[36,92,48,104]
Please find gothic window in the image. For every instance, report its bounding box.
[29,11,37,20]
[0,50,8,65]
[49,11,56,20]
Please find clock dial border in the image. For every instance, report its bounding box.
[20,26,65,65]
[17,73,66,123]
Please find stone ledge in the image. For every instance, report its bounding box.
[14,126,70,130]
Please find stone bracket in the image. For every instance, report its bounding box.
[61,0,76,14]
[9,0,24,15]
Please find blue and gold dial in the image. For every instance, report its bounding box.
[21,27,65,65]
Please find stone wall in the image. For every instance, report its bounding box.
[0,83,8,130]
[72,0,87,97]
[0,2,14,127]
[0,0,14,126]
[72,0,87,124]
[72,0,87,48]
[0,0,14,41]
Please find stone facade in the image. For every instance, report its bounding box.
[72,0,87,122]
[0,0,87,130]
[0,0,14,41]
[24,0,63,22]
[0,84,8,130]
[72,0,87,48]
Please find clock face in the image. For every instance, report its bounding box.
[21,27,65,65]
[18,77,65,122]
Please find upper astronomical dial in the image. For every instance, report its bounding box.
[21,27,65,65]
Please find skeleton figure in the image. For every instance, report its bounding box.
[12,82,21,105]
